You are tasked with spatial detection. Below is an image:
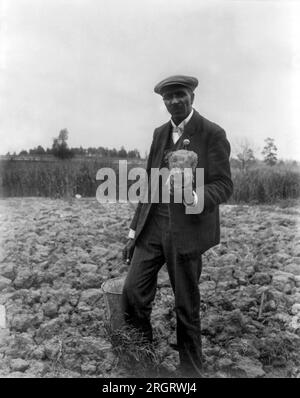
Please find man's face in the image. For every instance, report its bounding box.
[162,85,194,122]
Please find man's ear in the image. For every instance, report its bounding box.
[191,92,195,104]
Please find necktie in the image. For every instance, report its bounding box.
[173,126,183,144]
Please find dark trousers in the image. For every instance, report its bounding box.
[122,212,203,376]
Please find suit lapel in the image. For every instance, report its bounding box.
[184,110,202,137]
[153,122,172,168]
[177,109,202,149]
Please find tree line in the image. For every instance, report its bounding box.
[6,129,141,160]
[4,131,298,168]
[233,137,295,170]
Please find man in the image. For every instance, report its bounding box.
[122,75,233,377]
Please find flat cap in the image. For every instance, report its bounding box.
[154,75,198,95]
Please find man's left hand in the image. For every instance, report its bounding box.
[167,169,194,204]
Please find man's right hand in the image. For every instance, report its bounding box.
[122,238,135,265]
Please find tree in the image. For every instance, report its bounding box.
[134,149,141,159]
[35,145,45,155]
[19,150,28,156]
[109,148,118,157]
[262,137,277,166]
[118,146,127,158]
[233,138,256,171]
[237,147,255,171]
[71,146,85,155]
[128,149,141,159]
[96,147,108,157]
[58,128,69,143]
[87,147,97,155]
[52,129,74,159]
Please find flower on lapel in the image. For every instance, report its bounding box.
[183,139,190,149]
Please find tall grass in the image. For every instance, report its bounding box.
[0,159,299,204]
[0,158,130,198]
[231,166,300,204]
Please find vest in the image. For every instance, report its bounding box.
[152,127,184,217]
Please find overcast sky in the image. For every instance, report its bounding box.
[0,0,299,160]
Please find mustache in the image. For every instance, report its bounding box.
[168,104,184,109]
[169,107,184,112]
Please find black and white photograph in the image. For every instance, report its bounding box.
[0,0,299,382]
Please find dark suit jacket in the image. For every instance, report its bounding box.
[130,109,233,255]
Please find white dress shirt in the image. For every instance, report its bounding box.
[171,109,194,144]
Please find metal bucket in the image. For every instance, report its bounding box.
[101,276,126,330]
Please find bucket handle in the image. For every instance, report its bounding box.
[101,281,112,322]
